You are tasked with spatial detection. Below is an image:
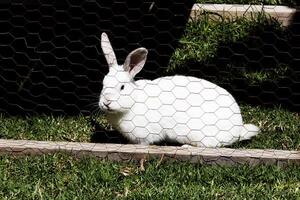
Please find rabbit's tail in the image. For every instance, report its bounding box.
[239,124,260,141]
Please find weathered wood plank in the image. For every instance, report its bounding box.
[191,4,297,27]
[0,139,299,166]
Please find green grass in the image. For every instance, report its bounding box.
[242,64,288,84]
[0,153,300,199]
[168,12,287,85]
[234,105,300,150]
[0,114,93,142]
[168,14,257,71]
[1,105,300,150]
[167,8,292,87]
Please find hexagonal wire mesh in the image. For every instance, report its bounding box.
[0,0,192,115]
[99,30,260,147]
[0,0,300,164]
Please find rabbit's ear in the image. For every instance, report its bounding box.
[101,32,118,68]
[124,47,148,79]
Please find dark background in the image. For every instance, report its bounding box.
[0,0,300,115]
[0,0,194,115]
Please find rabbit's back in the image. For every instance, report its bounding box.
[148,76,243,146]
[149,75,240,113]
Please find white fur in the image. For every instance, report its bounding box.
[99,32,260,147]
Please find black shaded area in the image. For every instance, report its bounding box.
[0,0,194,115]
[89,117,182,146]
[89,117,129,144]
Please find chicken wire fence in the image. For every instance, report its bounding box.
[0,0,193,115]
[0,0,300,163]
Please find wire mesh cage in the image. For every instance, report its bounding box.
[0,0,193,115]
[0,0,300,164]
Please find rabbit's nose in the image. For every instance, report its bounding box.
[103,92,118,101]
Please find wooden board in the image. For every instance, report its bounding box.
[191,4,297,27]
[0,139,299,166]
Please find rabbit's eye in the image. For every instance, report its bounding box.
[120,85,125,91]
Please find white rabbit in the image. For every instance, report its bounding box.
[99,32,259,147]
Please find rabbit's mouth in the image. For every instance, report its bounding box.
[106,108,116,113]
[102,107,119,114]
[100,101,116,113]
[101,106,112,112]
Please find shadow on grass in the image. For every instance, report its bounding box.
[89,117,129,144]
[168,8,300,112]
[89,117,182,146]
